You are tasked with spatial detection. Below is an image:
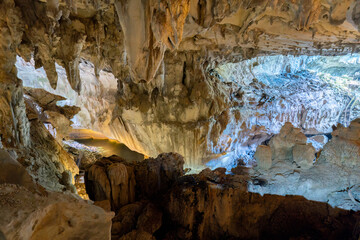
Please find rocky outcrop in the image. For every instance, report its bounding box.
[0,184,114,240]
[85,153,184,211]
[0,150,39,193]
[20,95,79,192]
[0,149,113,240]
[164,173,360,240]
[24,87,80,141]
[82,151,360,239]
[85,153,183,239]
[249,118,360,211]
[318,118,360,168]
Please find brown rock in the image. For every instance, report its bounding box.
[112,202,144,236]
[136,203,162,234]
[94,200,112,212]
[165,176,360,240]
[119,230,155,240]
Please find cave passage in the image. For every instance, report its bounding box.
[73,138,144,161]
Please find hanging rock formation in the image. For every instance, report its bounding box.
[110,54,360,167]
[1,0,358,168]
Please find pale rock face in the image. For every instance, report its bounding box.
[16,57,118,138]
[307,135,329,151]
[254,122,316,169]
[318,118,360,168]
[110,53,360,169]
[269,122,308,161]
[249,118,360,211]
[292,144,316,169]
[254,145,272,170]
[114,0,190,83]
[0,184,114,240]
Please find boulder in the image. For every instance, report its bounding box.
[112,202,144,236]
[136,203,162,234]
[292,144,316,169]
[254,145,272,170]
[269,122,307,161]
[0,184,114,240]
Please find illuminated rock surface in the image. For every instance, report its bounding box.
[248,118,360,211]
[0,184,114,240]
[0,0,360,239]
[82,152,360,239]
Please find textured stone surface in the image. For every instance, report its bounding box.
[292,144,316,169]
[6,0,360,169]
[164,174,360,240]
[86,153,184,211]
[318,118,360,168]
[249,118,360,211]
[254,145,272,170]
[21,96,79,192]
[110,54,360,168]
[0,150,39,193]
[269,122,308,161]
[0,184,114,240]
[24,87,81,141]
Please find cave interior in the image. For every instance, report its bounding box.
[0,0,360,239]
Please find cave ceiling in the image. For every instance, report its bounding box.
[1,0,360,91]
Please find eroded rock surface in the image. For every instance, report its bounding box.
[0,184,114,240]
[164,174,360,240]
[85,153,183,239]
[6,0,359,169]
[86,152,184,211]
[84,152,360,239]
[249,118,360,211]
[20,95,79,192]
[24,87,81,141]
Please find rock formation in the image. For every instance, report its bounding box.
[85,153,184,211]
[82,150,360,239]
[111,54,360,167]
[249,118,360,211]
[24,87,81,141]
[0,184,114,240]
[0,148,113,240]
[2,0,359,167]
[164,172,360,240]
[84,153,183,238]
[0,0,360,239]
